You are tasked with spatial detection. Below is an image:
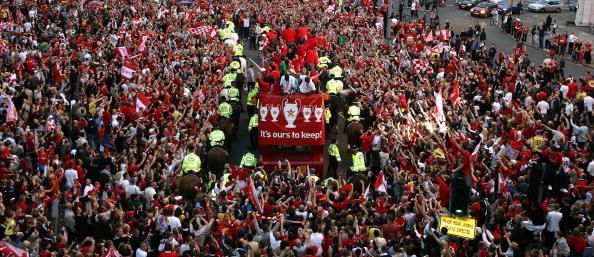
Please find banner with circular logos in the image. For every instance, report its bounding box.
[258,94,325,146]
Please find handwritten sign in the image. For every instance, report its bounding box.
[439,215,477,239]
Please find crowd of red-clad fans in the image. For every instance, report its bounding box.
[0,0,592,257]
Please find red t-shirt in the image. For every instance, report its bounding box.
[159,251,177,257]
[360,135,372,152]
[281,28,296,43]
[436,178,451,206]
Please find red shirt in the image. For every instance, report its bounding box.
[568,235,586,254]
[436,178,451,206]
[159,251,177,257]
[360,135,372,152]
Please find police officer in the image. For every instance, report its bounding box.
[325,75,343,96]
[327,138,341,178]
[181,145,201,175]
[227,86,241,104]
[240,152,257,168]
[208,128,226,148]
[344,102,361,133]
[329,64,343,80]
[223,71,238,88]
[246,83,259,116]
[233,43,244,57]
[318,55,331,69]
[248,113,258,148]
[350,147,366,177]
[325,103,333,135]
[218,101,233,120]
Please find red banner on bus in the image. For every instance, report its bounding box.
[258,94,325,146]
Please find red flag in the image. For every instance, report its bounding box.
[470,140,482,161]
[188,26,211,36]
[136,35,149,53]
[121,62,136,79]
[438,29,451,41]
[498,170,508,193]
[374,171,387,193]
[450,81,460,107]
[424,31,434,42]
[53,63,63,84]
[85,0,104,10]
[115,47,130,59]
[4,95,18,123]
[136,93,150,113]
[0,241,28,257]
[247,177,263,213]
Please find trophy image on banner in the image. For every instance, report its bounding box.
[282,98,301,128]
[314,106,323,122]
[270,104,280,122]
[259,105,268,121]
[302,105,312,122]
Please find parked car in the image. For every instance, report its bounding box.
[569,0,578,12]
[458,0,484,10]
[528,0,563,13]
[470,1,509,17]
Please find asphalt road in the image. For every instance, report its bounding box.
[226,1,594,175]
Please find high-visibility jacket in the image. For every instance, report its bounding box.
[219,28,232,41]
[230,61,241,70]
[182,153,201,172]
[318,56,331,68]
[325,108,331,124]
[225,21,235,32]
[223,73,237,88]
[328,144,341,161]
[233,44,244,56]
[326,79,342,95]
[240,153,257,167]
[218,102,233,118]
[227,87,240,102]
[351,151,365,172]
[247,88,258,106]
[248,114,258,131]
[209,129,226,147]
[329,65,343,78]
[323,178,337,187]
[347,105,361,122]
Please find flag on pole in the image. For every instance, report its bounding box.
[374,171,387,193]
[498,170,508,193]
[438,29,451,41]
[120,62,136,79]
[4,95,18,123]
[433,91,445,127]
[136,93,150,113]
[470,135,483,161]
[115,47,130,59]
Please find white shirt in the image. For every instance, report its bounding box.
[64,168,78,189]
[568,34,577,43]
[537,101,549,115]
[299,79,316,94]
[546,211,563,232]
[560,84,569,98]
[584,96,593,112]
[125,184,141,196]
[280,75,298,95]
[588,161,594,177]
[167,216,182,230]
[308,232,324,256]
[136,249,147,257]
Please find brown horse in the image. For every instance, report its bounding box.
[348,173,368,194]
[346,122,363,148]
[207,147,229,177]
[219,118,235,142]
[178,174,202,201]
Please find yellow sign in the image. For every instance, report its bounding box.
[439,215,477,239]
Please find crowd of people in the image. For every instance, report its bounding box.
[0,0,592,257]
